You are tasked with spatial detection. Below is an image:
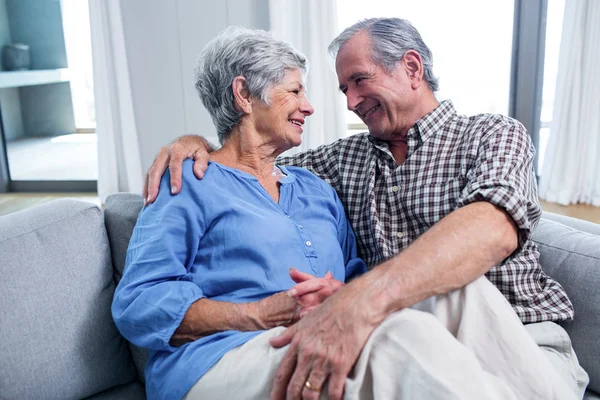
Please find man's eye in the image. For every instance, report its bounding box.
[356,77,364,85]
[292,90,300,94]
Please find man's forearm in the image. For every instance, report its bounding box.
[356,201,519,323]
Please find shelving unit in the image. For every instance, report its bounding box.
[0,68,69,89]
[0,0,86,192]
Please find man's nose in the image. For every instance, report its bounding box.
[346,89,363,112]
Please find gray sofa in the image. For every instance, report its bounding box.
[0,193,599,399]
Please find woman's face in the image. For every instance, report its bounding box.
[251,68,314,150]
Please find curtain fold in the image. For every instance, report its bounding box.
[89,0,143,202]
[539,0,600,206]
[268,0,347,154]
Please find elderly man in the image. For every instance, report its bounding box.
[143,18,588,399]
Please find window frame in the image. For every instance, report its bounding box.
[510,0,548,178]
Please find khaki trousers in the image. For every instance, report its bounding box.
[184,276,589,400]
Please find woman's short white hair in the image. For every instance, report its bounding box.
[194,26,308,144]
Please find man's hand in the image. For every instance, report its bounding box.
[143,135,213,205]
[269,276,383,400]
[288,269,344,317]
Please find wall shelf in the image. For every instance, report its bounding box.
[0,68,69,89]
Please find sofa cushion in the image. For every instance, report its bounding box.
[542,211,600,236]
[533,217,600,393]
[104,193,147,382]
[84,380,145,400]
[0,200,137,399]
[585,390,600,400]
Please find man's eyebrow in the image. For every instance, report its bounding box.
[349,71,369,81]
[338,71,369,91]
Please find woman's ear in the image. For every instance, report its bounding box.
[232,76,252,114]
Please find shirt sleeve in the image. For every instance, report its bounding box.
[112,164,206,352]
[277,140,343,194]
[456,116,542,246]
[333,192,367,281]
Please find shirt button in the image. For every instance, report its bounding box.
[392,186,399,192]
[395,232,404,239]
[305,241,312,247]
[287,215,291,218]
[298,225,303,229]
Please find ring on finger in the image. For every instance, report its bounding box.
[305,380,321,392]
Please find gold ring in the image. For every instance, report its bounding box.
[305,380,320,392]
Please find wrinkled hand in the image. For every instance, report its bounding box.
[288,269,344,317]
[269,282,380,400]
[143,135,212,205]
[256,270,344,329]
[255,291,302,329]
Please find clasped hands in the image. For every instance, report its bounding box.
[255,268,344,329]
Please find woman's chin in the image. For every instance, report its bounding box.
[291,137,303,148]
[286,134,303,149]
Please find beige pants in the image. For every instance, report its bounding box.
[184,276,589,400]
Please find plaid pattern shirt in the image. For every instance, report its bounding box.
[279,100,573,324]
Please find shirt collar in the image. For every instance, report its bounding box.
[367,99,456,147]
[411,99,456,143]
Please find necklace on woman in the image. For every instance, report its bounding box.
[271,165,284,178]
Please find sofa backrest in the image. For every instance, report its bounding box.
[104,193,147,382]
[0,200,137,399]
[532,213,600,394]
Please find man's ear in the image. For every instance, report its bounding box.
[402,50,424,90]
[232,76,252,114]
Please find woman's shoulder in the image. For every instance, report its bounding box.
[178,159,224,185]
[282,166,338,196]
[157,159,225,198]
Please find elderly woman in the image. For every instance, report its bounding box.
[111,27,366,400]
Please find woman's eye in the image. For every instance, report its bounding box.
[356,78,364,85]
[292,89,300,94]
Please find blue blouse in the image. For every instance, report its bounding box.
[112,160,366,400]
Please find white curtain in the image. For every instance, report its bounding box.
[88,0,143,203]
[269,0,347,154]
[539,0,600,206]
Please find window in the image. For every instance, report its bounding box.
[62,0,96,130]
[538,0,565,175]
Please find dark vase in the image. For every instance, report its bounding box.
[2,43,31,71]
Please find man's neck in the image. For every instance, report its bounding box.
[389,93,440,164]
[389,141,409,165]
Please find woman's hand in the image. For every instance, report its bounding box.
[254,291,302,329]
[253,269,344,329]
[288,269,344,317]
[170,270,344,347]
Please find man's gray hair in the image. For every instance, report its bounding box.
[194,26,308,144]
[329,18,439,92]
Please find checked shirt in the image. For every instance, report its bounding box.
[279,100,573,324]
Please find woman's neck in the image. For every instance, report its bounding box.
[210,128,282,180]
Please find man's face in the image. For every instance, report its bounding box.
[336,31,416,140]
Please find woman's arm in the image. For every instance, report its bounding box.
[334,193,367,281]
[170,292,299,346]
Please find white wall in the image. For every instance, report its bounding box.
[119,0,269,171]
